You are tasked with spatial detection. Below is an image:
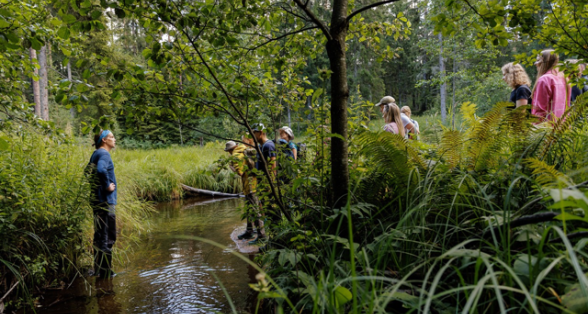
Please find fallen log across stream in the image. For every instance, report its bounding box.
[181,184,244,198]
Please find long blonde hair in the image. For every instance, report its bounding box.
[383,104,405,138]
[532,49,559,95]
[501,63,531,89]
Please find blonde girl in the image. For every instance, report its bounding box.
[501,62,532,107]
[383,104,405,138]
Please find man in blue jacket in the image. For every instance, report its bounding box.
[87,130,117,278]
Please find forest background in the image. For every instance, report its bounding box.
[1,0,588,312]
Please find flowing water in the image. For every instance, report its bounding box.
[33,197,258,314]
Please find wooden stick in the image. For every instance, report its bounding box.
[0,280,20,303]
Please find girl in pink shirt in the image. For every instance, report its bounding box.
[383,103,405,137]
[531,49,571,122]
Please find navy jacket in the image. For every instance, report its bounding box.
[88,149,117,205]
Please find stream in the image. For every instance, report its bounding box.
[33,197,258,314]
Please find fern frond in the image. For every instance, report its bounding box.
[467,102,508,171]
[541,97,588,158]
[525,157,572,186]
[460,101,478,128]
[356,131,426,183]
[440,129,463,169]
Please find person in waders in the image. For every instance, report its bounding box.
[224,141,263,241]
[87,130,118,278]
[251,123,276,245]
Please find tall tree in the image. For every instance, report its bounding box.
[67,61,74,118]
[29,48,42,117]
[438,33,446,123]
[293,0,405,204]
[38,46,49,120]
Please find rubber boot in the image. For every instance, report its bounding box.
[238,230,255,240]
[99,251,116,278]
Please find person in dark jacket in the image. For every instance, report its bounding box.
[87,130,118,278]
[501,62,533,108]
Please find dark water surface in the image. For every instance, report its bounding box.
[35,197,257,314]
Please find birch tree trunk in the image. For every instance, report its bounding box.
[29,48,42,117]
[67,61,74,118]
[38,46,49,121]
[439,33,446,123]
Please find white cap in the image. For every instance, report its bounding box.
[279,126,294,140]
[224,141,237,151]
[375,96,396,106]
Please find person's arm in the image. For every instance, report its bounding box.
[96,154,115,192]
[516,99,528,107]
[293,148,297,160]
[515,85,531,107]
[406,122,416,133]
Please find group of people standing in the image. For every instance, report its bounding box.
[376,95,420,138]
[85,124,299,277]
[85,49,583,278]
[223,124,298,244]
[501,49,587,122]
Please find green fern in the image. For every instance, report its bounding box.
[356,131,426,185]
[467,102,508,172]
[439,129,463,169]
[525,157,572,186]
[541,97,588,159]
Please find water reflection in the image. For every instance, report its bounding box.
[35,197,256,314]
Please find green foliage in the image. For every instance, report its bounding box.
[256,99,588,313]
[0,127,155,308]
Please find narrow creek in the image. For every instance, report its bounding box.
[34,197,258,314]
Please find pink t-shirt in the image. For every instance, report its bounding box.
[383,122,399,134]
[531,69,571,122]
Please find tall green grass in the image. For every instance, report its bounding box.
[113,142,241,201]
[0,130,152,308]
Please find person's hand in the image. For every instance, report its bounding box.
[107,183,116,192]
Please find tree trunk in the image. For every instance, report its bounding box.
[452,39,456,128]
[38,46,49,121]
[67,61,74,118]
[439,33,446,123]
[287,104,291,127]
[327,0,350,206]
[29,48,42,117]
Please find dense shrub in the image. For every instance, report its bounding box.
[257,99,588,313]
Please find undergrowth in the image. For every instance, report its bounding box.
[254,99,588,313]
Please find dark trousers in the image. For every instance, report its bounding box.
[93,204,116,276]
[245,193,262,232]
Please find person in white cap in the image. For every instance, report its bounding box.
[375,96,419,139]
[278,126,297,160]
[224,140,263,241]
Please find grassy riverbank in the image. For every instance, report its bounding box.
[113,142,241,201]
[0,132,236,308]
